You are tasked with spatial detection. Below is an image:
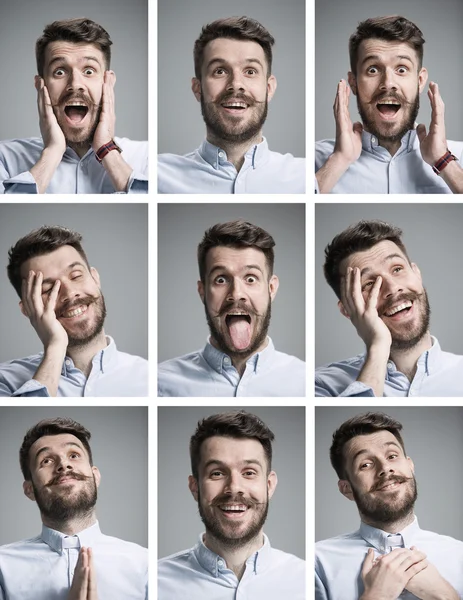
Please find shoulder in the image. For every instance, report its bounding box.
[114,349,148,368]
[114,137,148,158]
[158,546,196,573]
[158,350,205,373]
[0,353,42,375]
[315,354,364,382]
[98,532,148,560]
[271,349,306,371]
[418,527,463,550]
[268,546,305,570]
[0,535,42,556]
[0,138,43,152]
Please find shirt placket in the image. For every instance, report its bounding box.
[65,547,80,588]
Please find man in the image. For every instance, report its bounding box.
[315,219,463,396]
[0,225,148,396]
[0,18,148,194]
[315,412,463,599]
[315,15,463,194]
[158,16,305,194]
[0,417,147,599]
[158,410,305,598]
[157,220,306,396]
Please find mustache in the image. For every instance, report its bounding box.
[213,91,264,107]
[370,91,411,107]
[370,474,412,492]
[56,295,99,318]
[213,300,259,319]
[47,471,92,487]
[54,91,99,109]
[211,493,261,508]
[379,291,423,315]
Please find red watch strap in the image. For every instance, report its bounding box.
[432,149,457,175]
[95,140,121,163]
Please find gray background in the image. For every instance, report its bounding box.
[0,0,147,141]
[315,204,463,367]
[0,406,147,547]
[158,0,305,156]
[316,0,463,141]
[315,406,463,542]
[158,203,305,363]
[0,204,148,362]
[158,405,305,559]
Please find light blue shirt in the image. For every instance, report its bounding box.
[158,338,306,397]
[0,336,148,397]
[315,130,463,193]
[315,337,463,397]
[158,137,305,193]
[0,521,147,600]
[0,136,148,193]
[158,533,305,600]
[315,518,463,600]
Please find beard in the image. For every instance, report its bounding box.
[198,489,269,550]
[205,297,271,360]
[351,473,418,527]
[379,289,430,351]
[53,91,102,150]
[200,90,268,144]
[357,87,420,145]
[58,293,107,349]
[32,472,98,523]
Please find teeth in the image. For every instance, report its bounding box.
[385,301,412,316]
[63,305,88,318]
[67,101,87,107]
[378,100,400,105]
[227,312,248,316]
[223,102,247,108]
[220,504,247,512]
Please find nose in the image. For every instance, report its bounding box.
[223,471,244,495]
[226,277,247,303]
[56,455,73,472]
[58,280,81,305]
[378,459,395,478]
[380,275,403,298]
[379,67,398,92]
[226,69,245,93]
[66,69,86,92]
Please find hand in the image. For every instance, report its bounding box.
[361,548,428,600]
[34,76,66,156]
[405,549,459,600]
[68,547,98,600]
[417,82,448,166]
[21,270,68,352]
[92,71,116,152]
[333,80,363,165]
[340,267,391,352]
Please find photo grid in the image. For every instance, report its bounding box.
[1,0,463,598]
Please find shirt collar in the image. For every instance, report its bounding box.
[41,521,102,555]
[194,532,272,576]
[359,516,420,552]
[202,337,276,374]
[62,335,117,375]
[361,129,416,154]
[198,137,269,170]
[386,335,442,377]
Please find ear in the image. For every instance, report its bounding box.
[411,262,421,282]
[90,267,100,287]
[191,78,201,102]
[34,75,42,91]
[407,456,415,473]
[19,300,27,317]
[267,470,278,499]
[23,480,36,502]
[188,475,199,501]
[347,72,357,95]
[197,280,205,304]
[267,75,277,101]
[418,68,428,93]
[338,479,355,501]
[269,274,279,301]
[92,466,101,488]
[338,299,350,320]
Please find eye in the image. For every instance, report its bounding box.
[42,287,53,296]
[70,273,83,281]
[214,67,226,75]
[70,452,80,459]
[362,281,374,291]
[41,457,54,466]
[243,470,257,477]
[210,470,223,478]
[393,266,403,274]
[367,66,379,74]
[397,66,408,74]
[54,68,65,77]
[359,461,372,470]
[245,68,257,75]
[84,68,95,76]
[214,275,227,284]
[388,453,398,460]
[245,275,258,284]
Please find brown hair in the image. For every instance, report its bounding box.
[193,16,275,79]
[349,15,425,75]
[7,225,91,299]
[19,417,93,481]
[323,220,410,300]
[330,412,406,480]
[36,17,112,77]
[190,410,275,479]
[197,219,275,283]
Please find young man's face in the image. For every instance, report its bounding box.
[41,41,107,146]
[348,39,428,143]
[20,244,106,347]
[339,430,417,525]
[24,433,100,520]
[192,38,277,144]
[188,436,277,547]
[339,240,430,350]
[198,246,279,357]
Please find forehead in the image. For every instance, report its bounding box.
[29,433,87,462]
[340,240,407,273]
[44,41,105,69]
[344,430,403,465]
[357,39,419,68]
[202,38,267,69]
[20,245,87,280]
[199,436,266,468]
[205,246,268,277]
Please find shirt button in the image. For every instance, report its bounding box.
[371,136,376,143]
[218,152,225,159]
[65,359,71,366]
[224,357,230,364]
[218,560,224,567]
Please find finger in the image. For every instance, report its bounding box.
[22,271,35,316]
[416,123,427,144]
[351,267,365,314]
[366,275,382,310]
[45,279,61,313]
[429,81,445,130]
[31,271,45,317]
[361,548,375,576]
[42,85,54,115]
[343,267,354,313]
[87,547,98,595]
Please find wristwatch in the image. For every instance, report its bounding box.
[95,140,122,163]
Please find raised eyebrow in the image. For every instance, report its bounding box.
[360,254,406,278]
[352,441,402,465]
[48,55,101,69]
[206,57,264,71]
[208,264,264,278]
[42,261,87,286]
[362,54,414,68]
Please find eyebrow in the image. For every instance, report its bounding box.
[42,262,87,285]
[208,264,264,278]
[351,441,401,465]
[361,53,414,67]
[47,55,102,69]
[206,57,264,71]
[203,458,264,470]
[360,253,405,277]
[34,441,84,463]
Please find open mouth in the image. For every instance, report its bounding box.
[218,503,249,518]
[221,100,249,114]
[64,102,89,124]
[383,300,413,320]
[60,304,89,320]
[376,99,401,120]
[225,313,252,349]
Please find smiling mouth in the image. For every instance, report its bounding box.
[225,313,252,349]
[60,304,89,319]
[64,102,89,124]
[376,481,402,492]
[218,503,249,518]
[383,300,413,318]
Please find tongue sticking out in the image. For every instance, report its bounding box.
[65,106,88,124]
[228,316,251,350]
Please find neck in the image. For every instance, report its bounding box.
[203,530,265,580]
[363,125,405,157]
[361,510,415,534]
[42,509,97,536]
[68,142,91,159]
[210,336,269,378]
[66,331,108,377]
[206,130,263,171]
[389,332,432,381]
